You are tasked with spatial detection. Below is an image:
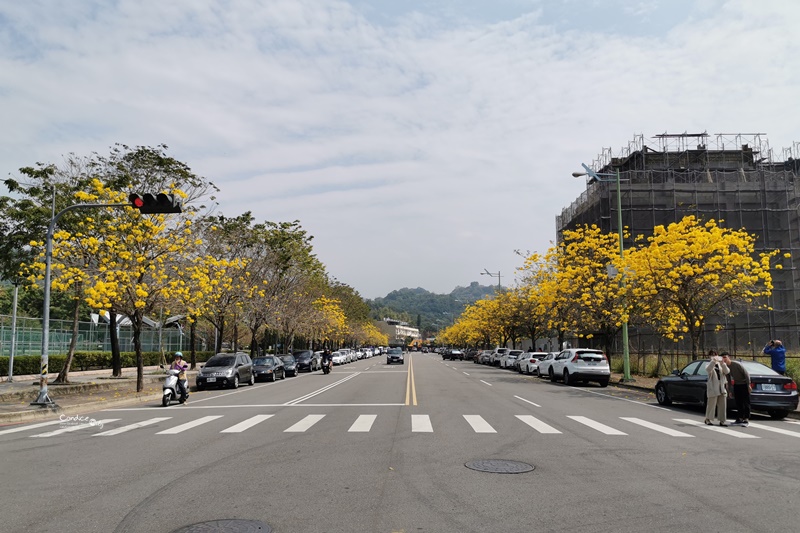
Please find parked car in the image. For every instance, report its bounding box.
[196,352,255,389]
[293,350,321,372]
[252,355,285,382]
[386,347,404,365]
[332,351,347,365]
[536,352,560,380]
[478,350,493,364]
[655,359,799,419]
[442,349,464,361]
[519,352,549,375]
[547,348,610,387]
[500,349,524,369]
[490,348,509,366]
[279,354,299,377]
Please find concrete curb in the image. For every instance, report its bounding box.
[0,391,163,426]
[0,376,167,403]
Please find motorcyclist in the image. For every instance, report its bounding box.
[322,349,333,372]
[170,352,188,401]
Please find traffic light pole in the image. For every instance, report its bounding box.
[32,202,128,407]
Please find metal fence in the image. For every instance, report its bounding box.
[0,314,185,356]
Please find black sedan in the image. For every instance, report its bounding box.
[252,355,286,382]
[279,354,299,377]
[655,359,798,419]
[293,350,321,372]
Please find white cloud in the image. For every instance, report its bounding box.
[1,0,798,298]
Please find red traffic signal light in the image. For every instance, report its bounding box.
[128,192,182,214]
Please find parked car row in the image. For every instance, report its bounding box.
[471,347,612,387]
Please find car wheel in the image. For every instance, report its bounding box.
[231,374,239,389]
[269,373,276,382]
[549,367,556,382]
[249,373,255,386]
[281,370,286,380]
[563,370,571,385]
[768,409,789,420]
[598,379,609,388]
[196,384,204,391]
[655,383,672,405]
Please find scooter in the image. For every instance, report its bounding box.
[162,368,189,407]
[322,360,332,374]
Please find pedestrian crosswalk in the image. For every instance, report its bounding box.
[3,412,800,441]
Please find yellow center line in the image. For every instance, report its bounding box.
[405,355,417,406]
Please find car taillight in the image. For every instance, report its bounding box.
[784,382,798,391]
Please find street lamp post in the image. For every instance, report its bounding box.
[572,163,633,382]
[481,269,502,289]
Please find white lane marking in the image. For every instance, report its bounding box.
[106,403,405,410]
[30,419,120,438]
[566,386,670,410]
[747,422,800,438]
[786,420,800,426]
[284,414,325,432]
[673,419,760,438]
[412,414,433,433]
[567,416,627,435]
[620,417,694,437]
[463,415,496,433]
[285,373,360,405]
[0,420,62,436]
[463,372,470,376]
[479,380,493,387]
[156,415,223,435]
[94,417,172,436]
[220,414,275,433]
[348,414,377,432]
[516,415,561,434]
[514,395,541,407]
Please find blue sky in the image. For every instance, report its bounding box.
[1,0,799,298]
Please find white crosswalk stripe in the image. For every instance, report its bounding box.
[156,415,222,435]
[673,419,760,439]
[746,422,800,438]
[284,414,325,432]
[567,416,627,435]
[0,419,62,436]
[30,419,120,438]
[220,415,274,433]
[94,417,172,436]
[515,415,561,434]
[411,414,433,432]
[463,415,496,433]
[348,414,377,432]
[620,417,694,437]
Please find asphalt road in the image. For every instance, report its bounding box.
[1,352,798,533]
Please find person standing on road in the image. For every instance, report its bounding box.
[722,353,750,427]
[763,340,786,375]
[705,355,729,427]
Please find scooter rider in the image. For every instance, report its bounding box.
[322,349,333,372]
[170,352,188,401]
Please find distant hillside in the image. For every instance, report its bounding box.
[367,282,496,336]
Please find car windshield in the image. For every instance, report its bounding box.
[252,357,274,366]
[205,356,235,367]
[295,353,310,361]
[280,356,295,363]
[388,348,402,354]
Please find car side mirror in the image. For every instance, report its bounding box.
[671,369,680,376]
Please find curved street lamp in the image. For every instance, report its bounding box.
[572,163,634,383]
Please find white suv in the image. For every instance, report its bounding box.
[490,348,508,366]
[548,348,610,387]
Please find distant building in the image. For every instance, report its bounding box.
[557,132,800,355]
[376,318,420,347]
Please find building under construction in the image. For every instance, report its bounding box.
[557,132,800,359]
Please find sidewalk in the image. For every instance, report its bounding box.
[0,366,196,425]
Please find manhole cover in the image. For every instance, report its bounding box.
[465,459,535,474]
[171,520,271,533]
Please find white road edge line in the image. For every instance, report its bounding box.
[479,380,492,386]
[514,395,541,407]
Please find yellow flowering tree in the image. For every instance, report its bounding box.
[625,216,781,358]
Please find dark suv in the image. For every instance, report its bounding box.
[196,352,254,390]
[386,347,404,365]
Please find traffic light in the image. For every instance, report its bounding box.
[128,193,182,214]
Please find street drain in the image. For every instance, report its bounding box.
[171,519,271,533]
[465,459,535,474]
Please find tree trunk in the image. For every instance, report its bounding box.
[54,296,81,384]
[189,318,197,370]
[110,310,122,377]
[214,316,225,354]
[133,311,144,392]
